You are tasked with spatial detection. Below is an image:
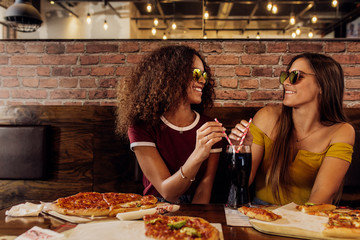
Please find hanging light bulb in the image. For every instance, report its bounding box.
[290,13,295,25]
[308,30,314,38]
[295,26,301,35]
[311,15,318,24]
[103,20,108,30]
[332,0,338,8]
[146,2,152,13]
[267,1,273,11]
[204,10,209,19]
[50,0,55,4]
[272,4,278,14]
[291,31,296,38]
[203,32,207,39]
[171,22,177,30]
[162,32,167,40]
[153,18,159,26]
[86,13,91,24]
[256,32,260,39]
[151,27,156,35]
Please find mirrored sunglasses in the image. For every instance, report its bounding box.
[192,69,208,84]
[279,70,315,84]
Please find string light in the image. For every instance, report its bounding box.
[271,4,278,14]
[50,0,55,4]
[171,22,177,30]
[295,26,301,35]
[151,27,156,35]
[311,15,318,24]
[153,18,159,26]
[204,10,209,20]
[86,13,91,24]
[332,0,338,8]
[308,30,314,38]
[162,32,167,40]
[103,20,108,30]
[256,32,260,39]
[203,32,207,39]
[267,1,273,11]
[290,13,295,25]
[291,31,296,38]
[146,2,152,13]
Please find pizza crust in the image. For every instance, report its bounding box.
[296,204,336,213]
[50,202,110,217]
[322,226,360,238]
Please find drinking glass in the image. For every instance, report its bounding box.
[225,144,252,209]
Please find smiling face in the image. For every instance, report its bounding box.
[283,58,321,108]
[185,55,207,105]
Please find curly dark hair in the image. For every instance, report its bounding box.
[116,45,215,137]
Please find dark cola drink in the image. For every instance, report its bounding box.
[226,145,252,209]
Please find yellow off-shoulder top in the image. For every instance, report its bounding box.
[250,123,353,205]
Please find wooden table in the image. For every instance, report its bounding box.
[0,203,294,239]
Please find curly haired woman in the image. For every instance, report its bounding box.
[116,45,225,204]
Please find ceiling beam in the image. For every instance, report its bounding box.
[215,2,233,29]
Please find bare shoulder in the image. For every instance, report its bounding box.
[253,105,281,135]
[330,122,355,146]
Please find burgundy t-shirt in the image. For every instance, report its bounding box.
[128,111,222,198]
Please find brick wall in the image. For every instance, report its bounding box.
[0,40,359,107]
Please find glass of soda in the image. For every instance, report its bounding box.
[225,144,252,209]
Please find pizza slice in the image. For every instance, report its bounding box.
[140,195,158,209]
[102,192,143,216]
[143,214,219,240]
[322,210,360,238]
[296,203,336,214]
[238,206,281,222]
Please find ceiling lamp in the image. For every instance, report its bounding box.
[103,19,108,30]
[267,1,273,11]
[308,30,314,38]
[5,0,43,32]
[50,0,54,4]
[203,32,207,39]
[271,4,278,14]
[204,10,209,20]
[332,0,338,8]
[162,32,167,40]
[146,2,152,13]
[291,31,296,38]
[171,22,177,30]
[86,13,91,24]
[295,26,301,35]
[256,32,260,39]
[151,27,156,35]
[311,15,318,24]
[153,18,158,26]
[289,12,295,25]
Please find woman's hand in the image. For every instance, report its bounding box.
[229,120,253,146]
[193,121,225,162]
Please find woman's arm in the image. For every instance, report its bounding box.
[191,153,220,204]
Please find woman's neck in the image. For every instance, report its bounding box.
[163,104,195,127]
[292,106,322,135]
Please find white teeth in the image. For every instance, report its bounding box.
[285,90,295,94]
[194,87,202,92]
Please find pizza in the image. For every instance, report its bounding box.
[322,209,360,238]
[238,206,281,222]
[50,192,158,217]
[296,203,336,214]
[143,214,219,240]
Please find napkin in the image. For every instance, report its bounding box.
[15,226,65,240]
[6,202,44,217]
[116,204,180,221]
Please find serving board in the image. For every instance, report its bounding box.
[249,203,358,240]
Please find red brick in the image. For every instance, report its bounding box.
[260,78,280,89]
[72,67,91,76]
[52,67,71,76]
[59,78,78,88]
[347,42,360,52]
[66,43,84,53]
[215,89,248,100]
[3,78,19,87]
[223,43,244,52]
[88,89,116,99]
[245,43,266,54]
[0,67,17,76]
[99,78,117,88]
[219,78,238,88]
[27,44,44,53]
[202,43,222,53]
[119,42,139,53]
[86,44,118,53]
[240,79,258,89]
[331,55,360,64]
[140,42,163,52]
[235,66,251,76]
[0,56,8,64]
[241,55,279,65]
[18,67,36,77]
[215,67,235,77]
[180,42,200,51]
[0,43,4,52]
[40,78,58,88]
[80,78,97,88]
[127,54,143,64]
[91,67,115,76]
[80,55,99,65]
[11,56,41,65]
[116,66,133,76]
[101,55,125,64]
[244,102,266,107]
[251,90,283,100]
[344,91,360,101]
[6,43,25,53]
[11,89,47,99]
[346,79,360,89]
[282,55,298,65]
[252,67,272,77]
[288,42,323,53]
[207,55,239,65]
[37,67,51,76]
[325,42,345,53]
[46,43,65,54]
[42,55,77,65]
[343,67,360,76]
[23,78,39,87]
[267,43,287,53]
[50,90,86,99]
[0,90,10,98]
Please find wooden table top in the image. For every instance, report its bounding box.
[0,203,294,239]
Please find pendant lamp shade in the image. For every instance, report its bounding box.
[5,0,42,32]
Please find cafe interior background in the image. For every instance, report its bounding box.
[0,0,359,40]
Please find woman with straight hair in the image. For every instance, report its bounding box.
[229,52,355,205]
[116,45,225,204]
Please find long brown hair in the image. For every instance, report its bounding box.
[268,53,347,203]
[116,45,215,138]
